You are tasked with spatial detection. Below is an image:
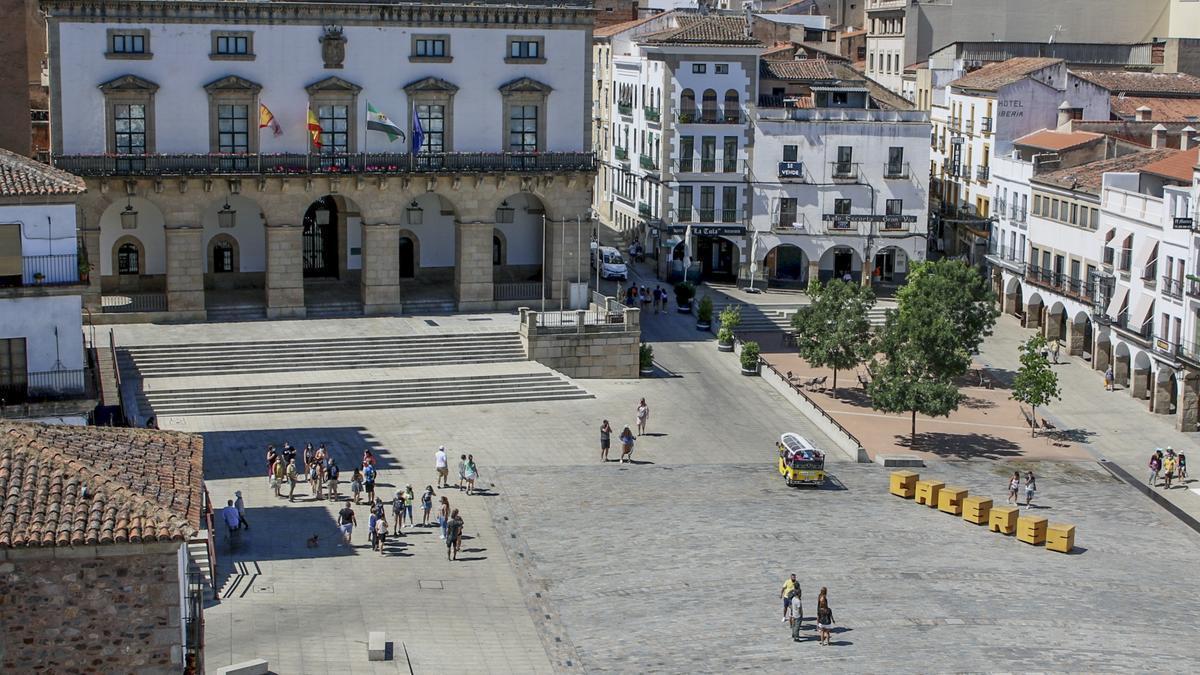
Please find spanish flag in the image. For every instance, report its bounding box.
[306,107,323,149]
[258,104,282,136]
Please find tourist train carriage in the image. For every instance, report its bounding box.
[777,432,826,487]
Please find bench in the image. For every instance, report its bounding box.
[215,660,269,675]
[807,375,827,391]
[1040,417,1056,431]
[368,631,387,661]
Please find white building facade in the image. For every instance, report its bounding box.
[0,149,88,402]
[749,107,930,287]
[46,0,597,321]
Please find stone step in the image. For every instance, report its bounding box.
[138,372,591,416]
[118,332,527,377]
[205,306,268,323]
[401,299,458,315]
[305,302,364,319]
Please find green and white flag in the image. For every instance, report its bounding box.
[366,102,405,142]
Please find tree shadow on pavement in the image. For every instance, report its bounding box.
[1041,427,1095,445]
[896,432,1023,460]
[202,426,394,480]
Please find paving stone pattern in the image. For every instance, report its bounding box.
[488,461,1199,673]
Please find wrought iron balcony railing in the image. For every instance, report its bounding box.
[54,152,597,177]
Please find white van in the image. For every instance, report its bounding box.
[592,245,628,281]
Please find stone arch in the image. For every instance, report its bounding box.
[818,245,862,284]
[1132,349,1153,401]
[491,192,545,283]
[1046,301,1067,341]
[1093,329,1112,373]
[1113,341,1131,389]
[763,243,808,287]
[1068,311,1092,358]
[680,88,696,117]
[207,233,239,274]
[1024,291,1044,329]
[1003,275,1023,317]
[1153,367,1179,416]
[402,192,457,273]
[202,194,265,274]
[871,245,909,285]
[98,196,167,294]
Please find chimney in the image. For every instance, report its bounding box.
[1135,105,1152,122]
[1056,101,1073,128]
[1181,126,1197,151]
[1151,123,1167,149]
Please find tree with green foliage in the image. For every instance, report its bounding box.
[866,260,999,440]
[1011,335,1061,436]
[791,279,875,391]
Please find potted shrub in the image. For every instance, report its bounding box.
[639,343,654,376]
[739,340,761,375]
[717,326,735,352]
[696,295,713,331]
[674,281,695,313]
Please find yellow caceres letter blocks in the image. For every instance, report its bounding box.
[914,479,944,507]
[937,486,969,516]
[988,506,1019,535]
[1045,522,1076,553]
[961,496,992,525]
[889,471,919,498]
[1016,515,1049,545]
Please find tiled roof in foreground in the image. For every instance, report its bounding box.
[0,423,203,548]
[0,148,85,197]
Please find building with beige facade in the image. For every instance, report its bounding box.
[44,0,597,323]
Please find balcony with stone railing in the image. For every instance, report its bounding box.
[54,152,597,178]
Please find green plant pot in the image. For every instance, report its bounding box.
[718,341,734,352]
[740,365,760,376]
[696,320,711,331]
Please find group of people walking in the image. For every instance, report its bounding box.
[780,574,837,646]
[599,399,651,463]
[1006,471,1037,508]
[1148,447,1188,489]
[624,285,672,314]
[264,441,365,503]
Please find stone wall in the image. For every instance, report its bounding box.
[520,307,640,378]
[0,544,186,673]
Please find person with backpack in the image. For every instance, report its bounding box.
[446,508,464,561]
[362,462,377,504]
[788,590,804,642]
[327,458,341,501]
[1149,450,1163,487]
[374,512,388,555]
[1178,452,1188,481]
[337,502,356,546]
[464,455,478,495]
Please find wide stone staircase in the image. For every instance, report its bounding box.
[713,302,890,335]
[119,331,591,418]
[119,333,527,377]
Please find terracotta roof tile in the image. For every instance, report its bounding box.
[639,15,763,47]
[0,148,85,198]
[1031,148,1181,194]
[949,57,1062,93]
[760,58,836,81]
[1013,130,1104,152]
[0,423,203,549]
[1139,148,1200,183]
[1073,70,1200,96]
[1110,95,1200,121]
[594,12,666,38]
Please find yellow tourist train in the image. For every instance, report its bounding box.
[777,432,827,487]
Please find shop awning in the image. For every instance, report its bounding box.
[1105,284,1129,318]
[1128,291,1154,327]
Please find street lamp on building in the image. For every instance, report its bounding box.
[217,200,237,228]
[406,200,423,225]
[119,196,138,230]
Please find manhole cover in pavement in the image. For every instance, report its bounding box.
[419,580,444,590]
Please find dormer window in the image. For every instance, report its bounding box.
[106,29,151,59]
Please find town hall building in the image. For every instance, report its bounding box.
[44,0,597,321]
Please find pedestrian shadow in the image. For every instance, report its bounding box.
[201,426,397,481]
[456,556,488,562]
[640,432,669,437]
[622,459,656,465]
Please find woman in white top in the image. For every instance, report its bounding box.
[636,398,650,435]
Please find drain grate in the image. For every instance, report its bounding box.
[424,320,439,326]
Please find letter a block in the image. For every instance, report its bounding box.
[1045,523,1076,553]
[937,486,969,515]
[1016,515,1048,545]
[988,506,1019,535]
[961,496,992,525]
[889,470,919,498]
[914,479,944,507]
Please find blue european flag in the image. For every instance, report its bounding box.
[411,108,425,155]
